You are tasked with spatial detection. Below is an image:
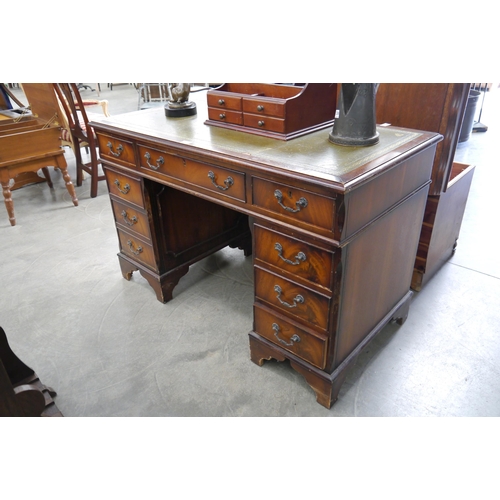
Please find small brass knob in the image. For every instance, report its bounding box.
[218,99,225,105]
[257,105,264,111]
[219,113,226,120]
[258,120,265,127]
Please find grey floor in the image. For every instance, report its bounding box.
[2,84,499,417]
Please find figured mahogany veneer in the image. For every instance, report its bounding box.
[205,83,338,140]
[90,97,441,408]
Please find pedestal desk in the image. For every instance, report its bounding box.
[90,103,441,408]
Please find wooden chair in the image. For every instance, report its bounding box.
[136,83,171,109]
[54,83,107,198]
[0,326,63,416]
[54,85,109,158]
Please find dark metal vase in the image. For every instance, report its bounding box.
[329,83,379,146]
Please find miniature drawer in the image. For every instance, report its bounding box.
[110,198,151,241]
[207,107,243,126]
[243,114,285,133]
[254,267,330,331]
[254,303,328,370]
[104,168,145,209]
[117,228,157,271]
[138,144,246,202]
[242,98,286,118]
[252,177,335,232]
[253,224,334,290]
[98,134,136,167]
[207,92,242,111]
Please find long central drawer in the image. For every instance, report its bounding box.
[137,144,246,202]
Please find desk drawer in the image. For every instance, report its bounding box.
[207,92,242,111]
[242,98,285,118]
[254,225,334,290]
[105,168,145,209]
[255,267,330,331]
[117,228,157,271]
[98,134,136,167]
[138,145,246,202]
[243,113,285,133]
[110,198,151,241]
[252,177,335,232]
[254,303,328,370]
[207,107,243,125]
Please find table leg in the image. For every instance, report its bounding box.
[1,180,15,226]
[56,157,78,206]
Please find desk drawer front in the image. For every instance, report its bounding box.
[111,198,151,241]
[207,93,242,111]
[243,114,285,133]
[138,145,246,202]
[98,134,136,167]
[242,98,286,118]
[207,107,243,125]
[254,304,328,369]
[255,267,330,331]
[254,225,334,290]
[105,168,145,208]
[117,228,157,271]
[252,177,335,231]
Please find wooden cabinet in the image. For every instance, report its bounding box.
[376,83,475,289]
[90,99,441,408]
[206,83,338,140]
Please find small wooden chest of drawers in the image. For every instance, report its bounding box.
[205,83,338,140]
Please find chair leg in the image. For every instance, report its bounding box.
[89,149,99,198]
[75,146,84,187]
[41,167,53,188]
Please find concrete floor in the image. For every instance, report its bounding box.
[1,84,499,417]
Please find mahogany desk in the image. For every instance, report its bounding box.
[90,105,441,408]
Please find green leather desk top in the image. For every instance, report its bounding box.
[90,92,441,189]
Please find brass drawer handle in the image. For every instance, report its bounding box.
[258,120,265,127]
[121,210,138,226]
[257,105,264,111]
[274,285,304,308]
[274,242,306,266]
[144,152,164,171]
[114,179,130,195]
[274,189,308,213]
[126,240,143,256]
[272,323,301,347]
[219,113,226,120]
[107,141,124,157]
[218,99,225,105]
[208,170,234,191]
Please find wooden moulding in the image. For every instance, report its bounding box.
[205,83,338,140]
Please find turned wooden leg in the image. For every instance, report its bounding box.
[1,180,15,226]
[59,166,78,206]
